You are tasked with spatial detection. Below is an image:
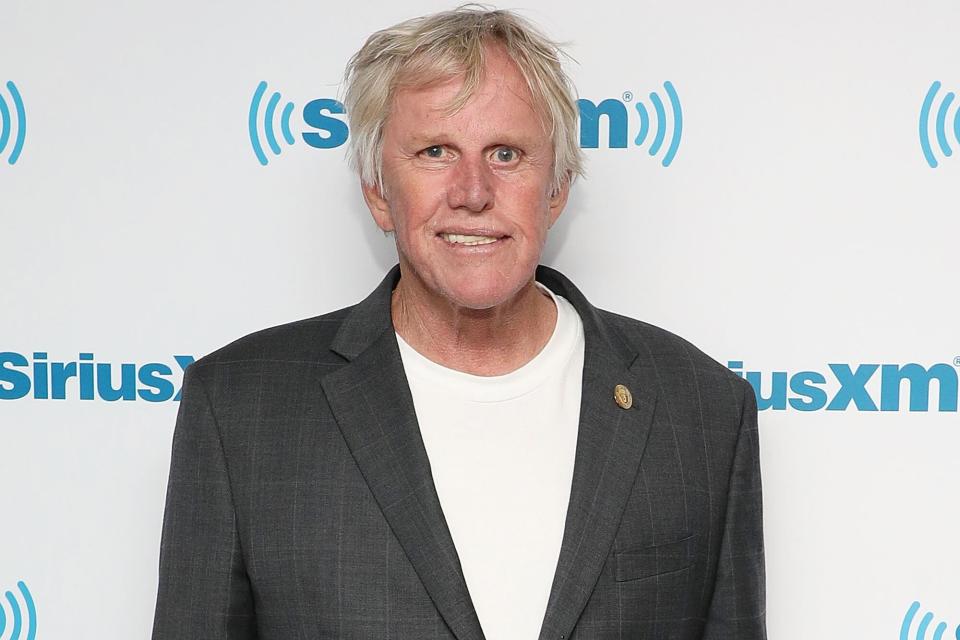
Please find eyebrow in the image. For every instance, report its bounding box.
[404,134,443,147]
[402,133,539,149]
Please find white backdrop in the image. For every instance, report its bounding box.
[1,0,958,638]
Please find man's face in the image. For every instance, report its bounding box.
[363,43,569,311]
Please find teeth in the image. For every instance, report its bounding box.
[442,233,499,246]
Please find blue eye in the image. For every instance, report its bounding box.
[423,145,444,158]
[494,147,517,162]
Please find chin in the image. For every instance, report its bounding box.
[438,276,529,311]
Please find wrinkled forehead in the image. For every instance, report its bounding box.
[388,41,546,123]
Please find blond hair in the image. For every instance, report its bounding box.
[342,4,584,194]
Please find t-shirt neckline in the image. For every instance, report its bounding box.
[395,282,583,403]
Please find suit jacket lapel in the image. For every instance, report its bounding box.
[320,267,485,640]
[320,265,657,640]
[535,266,659,640]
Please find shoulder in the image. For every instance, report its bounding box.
[188,305,356,377]
[596,307,753,405]
[539,263,750,404]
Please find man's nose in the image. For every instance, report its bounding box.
[446,155,494,212]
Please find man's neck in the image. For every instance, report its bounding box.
[391,276,558,377]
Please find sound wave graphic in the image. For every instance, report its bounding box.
[634,81,682,167]
[0,581,36,640]
[901,601,959,640]
[919,81,960,168]
[248,80,296,166]
[0,81,26,165]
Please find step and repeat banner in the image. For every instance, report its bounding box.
[2,0,957,637]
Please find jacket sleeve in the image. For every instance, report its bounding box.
[702,379,767,640]
[152,365,258,639]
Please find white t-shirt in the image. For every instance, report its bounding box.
[396,283,585,640]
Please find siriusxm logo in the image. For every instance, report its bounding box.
[919,81,960,168]
[0,352,195,402]
[728,358,960,412]
[0,81,26,166]
[0,580,36,640]
[248,79,683,166]
[901,601,958,640]
[248,81,348,165]
[577,81,683,166]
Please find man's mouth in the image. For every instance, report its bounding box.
[440,233,502,246]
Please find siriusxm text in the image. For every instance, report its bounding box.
[729,360,959,412]
[292,96,673,151]
[0,352,195,402]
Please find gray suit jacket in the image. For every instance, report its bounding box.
[153,265,765,640]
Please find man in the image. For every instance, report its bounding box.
[153,7,765,640]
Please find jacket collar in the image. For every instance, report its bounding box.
[322,264,658,640]
[331,264,639,366]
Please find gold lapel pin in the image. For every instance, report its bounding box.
[614,384,633,410]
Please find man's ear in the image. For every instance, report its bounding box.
[361,179,395,232]
[547,173,571,227]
